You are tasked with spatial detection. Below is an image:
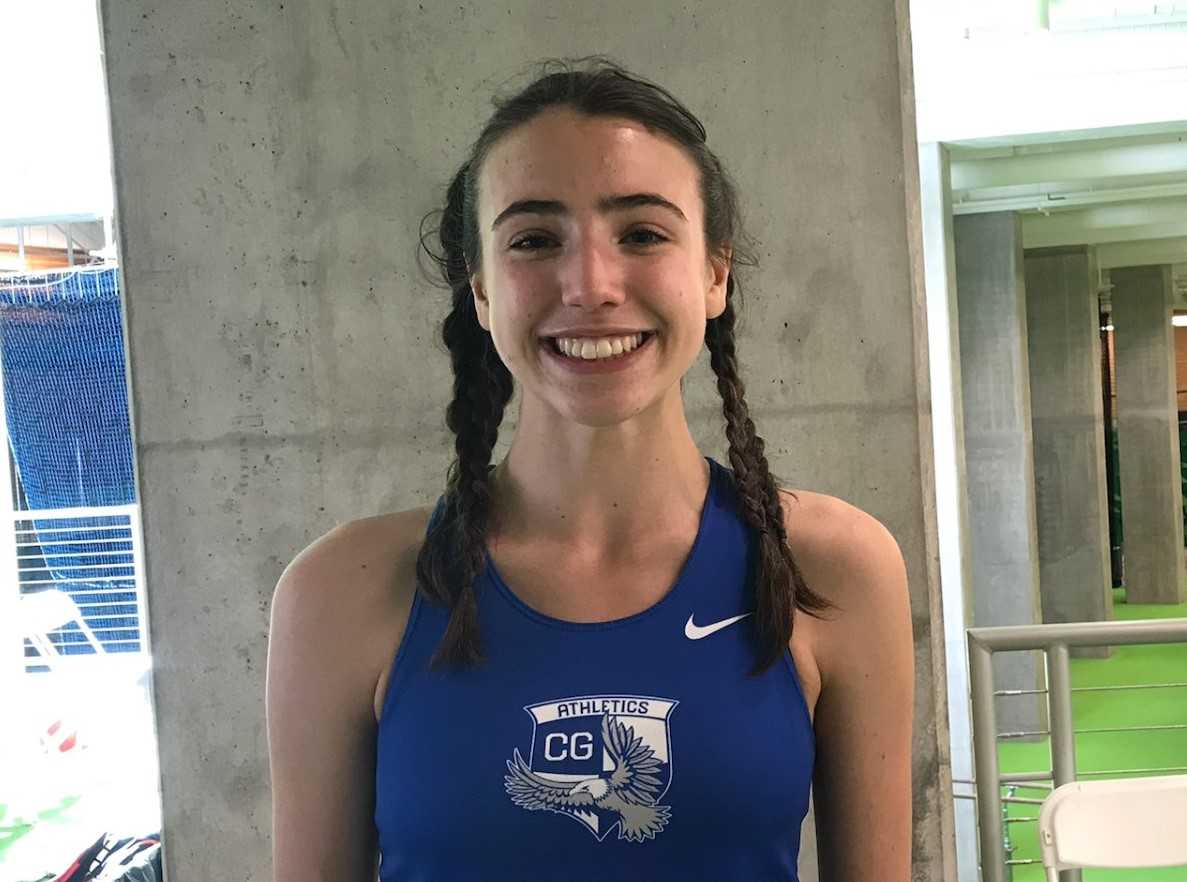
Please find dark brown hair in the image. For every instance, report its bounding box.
[417,56,833,674]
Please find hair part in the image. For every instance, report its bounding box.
[417,55,833,674]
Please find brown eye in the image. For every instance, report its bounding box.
[625,229,667,246]
[509,234,556,251]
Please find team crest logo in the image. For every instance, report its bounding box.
[503,694,678,842]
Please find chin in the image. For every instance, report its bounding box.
[558,406,645,430]
[550,392,667,430]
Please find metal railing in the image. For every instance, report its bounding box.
[8,504,149,671]
[968,617,1187,882]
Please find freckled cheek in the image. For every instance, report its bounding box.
[501,263,552,307]
[634,262,691,305]
[489,293,548,363]
[492,263,554,307]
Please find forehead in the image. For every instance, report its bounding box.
[477,109,701,222]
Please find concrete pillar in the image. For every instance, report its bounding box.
[1024,247,1113,656]
[953,212,1045,735]
[920,142,979,882]
[1110,265,1186,605]
[101,0,956,878]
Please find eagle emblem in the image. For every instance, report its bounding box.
[503,694,678,841]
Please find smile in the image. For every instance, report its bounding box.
[540,332,656,372]
[548,332,652,360]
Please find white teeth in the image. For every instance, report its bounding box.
[555,333,646,360]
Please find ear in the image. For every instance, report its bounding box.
[469,266,492,331]
[705,246,731,320]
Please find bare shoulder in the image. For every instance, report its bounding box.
[776,488,910,681]
[777,488,905,602]
[269,505,435,715]
[266,505,434,879]
[273,506,434,621]
[775,489,914,880]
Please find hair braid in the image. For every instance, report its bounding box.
[416,165,513,669]
[706,295,833,674]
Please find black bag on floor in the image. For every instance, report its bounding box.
[54,832,161,882]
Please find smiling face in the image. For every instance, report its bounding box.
[469,107,730,429]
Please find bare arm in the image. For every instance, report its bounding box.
[790,498,915,881]
[266,521,400,881]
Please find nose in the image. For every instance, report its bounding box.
[559,231,626,309]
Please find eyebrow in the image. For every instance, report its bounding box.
[490,192,688,230]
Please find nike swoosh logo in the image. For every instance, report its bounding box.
[684,612,751,640]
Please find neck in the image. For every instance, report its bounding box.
[490,394,710,555]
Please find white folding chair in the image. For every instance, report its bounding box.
[17,588,106,670]
[1039,774,1187,880]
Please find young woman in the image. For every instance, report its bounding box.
[267,58,914,882]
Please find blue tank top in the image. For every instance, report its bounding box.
[375,457,815,881]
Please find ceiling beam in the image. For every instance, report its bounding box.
[944,121,1187,154]
[953,179,1187,214]
[1094,238,1187,269]
[1029,222,1187,248]
[951,140,1187,190]
[1022,197,1187,247]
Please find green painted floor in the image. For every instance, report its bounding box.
[998,588,1187,881]
[0,795,80,876]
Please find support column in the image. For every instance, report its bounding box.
[1024,247,1113,657]
[921,142,979,882]
[953,212,1045,735]
[1110,265,1186,605]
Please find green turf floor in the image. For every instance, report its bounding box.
[0,795,80,870]
[997,588,1187,881]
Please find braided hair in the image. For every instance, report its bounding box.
[417,56,833,673]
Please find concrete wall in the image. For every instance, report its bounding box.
[1024,247,1113,656]
[99,0,953,878]
[953,212,1045,735]
[1111,265,1187,605]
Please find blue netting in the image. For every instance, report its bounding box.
[0,266,140,662]
[0,267,134,509]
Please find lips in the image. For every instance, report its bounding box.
[539,327,654,338]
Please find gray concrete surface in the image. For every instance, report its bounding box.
[953,212,1046,735]
[1024,247,1113,657]
[99,0,954,878]
[1110,264,1187,605]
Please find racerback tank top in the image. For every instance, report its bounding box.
[375,457,815,881]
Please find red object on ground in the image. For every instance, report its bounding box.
[44,718,79,753]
